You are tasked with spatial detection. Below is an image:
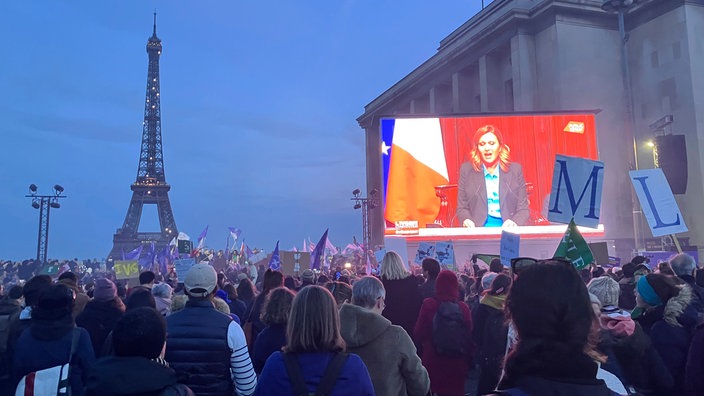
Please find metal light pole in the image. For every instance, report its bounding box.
[351,188,378,266]
[602,0,644,252]
[26,184,66,264]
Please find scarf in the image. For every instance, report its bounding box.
[480,293,507,311]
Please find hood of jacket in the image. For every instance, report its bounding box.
[663,283,697,328]
[434,270,459,301]
[339,303,390,348]
[85,356,179,395]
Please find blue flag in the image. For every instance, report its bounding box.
[310,229,329,270]
[138,242,156,270]
[157,245,171,275]
[269,241,281,270]
[123,245,144,261]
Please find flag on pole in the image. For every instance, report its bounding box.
[197,226,209,250]
[308,238,316,253]
[139,242,156,270]
[310,229,329,270]
[291,246,298,253]
[157,245,171,275]
[122,245,144,261]
[554,218,594,270]
[325,237,339,255]
[302,239,309,253]
[269,241,281,270]
[228,227,242,241]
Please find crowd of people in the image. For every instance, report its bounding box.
[1,251,704,395]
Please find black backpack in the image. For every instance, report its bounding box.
[283,352,348,396]
[432,300,468,357]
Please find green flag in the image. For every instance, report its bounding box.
[472,254,500,267]
[39,263,59,275]
[554,218,594,270]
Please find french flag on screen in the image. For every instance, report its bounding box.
[382,118,449,227]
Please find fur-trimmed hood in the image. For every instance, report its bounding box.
[662,283,697,328]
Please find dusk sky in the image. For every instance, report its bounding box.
[1,1,484,260]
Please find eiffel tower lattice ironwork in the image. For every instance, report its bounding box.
[108,14,178,261]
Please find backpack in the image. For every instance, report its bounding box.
[432,300,468,357]
[283,352,348,396]
[15,328,80,396]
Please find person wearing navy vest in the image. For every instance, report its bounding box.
[166,263,256,396]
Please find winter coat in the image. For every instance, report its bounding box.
[76,299,124,357]
[619,278,637,311]
[635,283,698,395]
[418,278,436,300]
[413,271,473,395]
[85,356,194,396]
[252,323,287,374]
[256,351,374,396]
[339,303,430,396]
[472,295,508,395]
[685,322,704,396]
[381,275,422,338]
[12,321,95,393]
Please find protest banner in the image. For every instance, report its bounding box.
[435,241,455,268]
[114,260,139,280]
[554,219,594,270]
[414,242,435,265]
[630,169,688,237]
[500,231,520,267]
[548,155,604,228]
[173,258,196,281]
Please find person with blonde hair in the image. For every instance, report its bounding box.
[457,124,529,228]
[379,251,422,337]
[256,286,373,395]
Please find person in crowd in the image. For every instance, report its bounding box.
[165,263,256,396]
[489,260,616,395]
[58,271,90,318]
[222,283,247,321]
[685,322,704,396]
[618,262,637,310]
[152,282,173,316]
[418,257,441,300]
[170,294,188,314]
[246,269,284,345]
[339,276,430,396]
[7,274,53,358]
[0,285,23,394]
[236,277,257,323]
[480,272,498,296]
[283,275,297,290]
[633,273,698,395]
[212,292,240,323]
[252,287,295,374]
[256,285,374,395]
[489,258,504,274]
[325,281,352,307]
[85,307,194,396]
[76,278,125,357]
[456,124,530,228]
[414,270,474,396]
[13,283,95,392]
[588,275,674,395]
[670,253,704,320]
[657,261,675,276]
[125,287,157,311]
[378,250,423,338]
[299,269,316,290]
[473,273,511,395]
[128,271,156,297]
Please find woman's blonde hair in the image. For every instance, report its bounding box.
[284,285,345,353]
[379,251,410,280]
[469,124,511,172]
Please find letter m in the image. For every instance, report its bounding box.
[549,159,603,220]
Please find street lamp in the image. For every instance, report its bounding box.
[25,184,67,264]
[351,188,378,267]
[602,0,644,252]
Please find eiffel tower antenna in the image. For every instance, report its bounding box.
[109,17,178,263]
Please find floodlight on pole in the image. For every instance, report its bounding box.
[25,184,67,264]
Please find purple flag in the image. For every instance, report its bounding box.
[228,227,242,241]
[310,229,329,270]
[269,241,281,270]
[139,242,156,270]
[123,245,144,261]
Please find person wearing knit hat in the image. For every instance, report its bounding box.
[587,276,621,308]
[633,273,698,395]
[481,272,498,294]
[300,269,316,288]
[76,278,125,356]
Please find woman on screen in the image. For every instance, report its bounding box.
[456,124,530,227]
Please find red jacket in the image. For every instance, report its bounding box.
[413,270,474,395]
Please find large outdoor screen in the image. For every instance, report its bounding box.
[381,113,598,228]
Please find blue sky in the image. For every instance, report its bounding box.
[0,1,483,260]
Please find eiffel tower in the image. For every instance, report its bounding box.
[108,14,178,261]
